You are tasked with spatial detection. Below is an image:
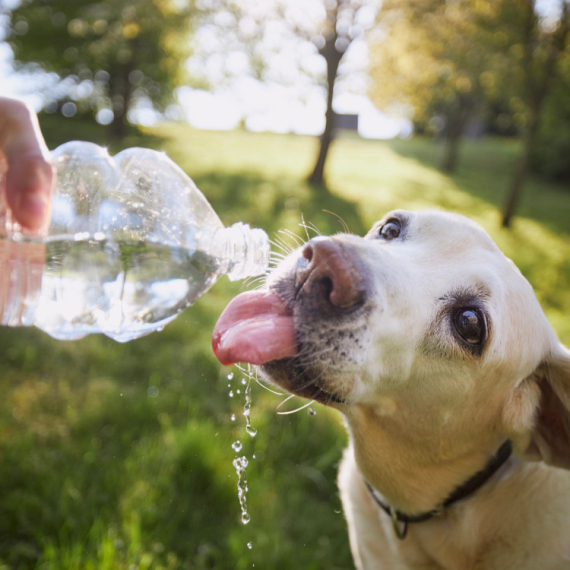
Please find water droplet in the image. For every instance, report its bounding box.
[241,378,247,385]
[242,379,257,438]
[232,440,243,452]
[236,389,241,394]
[308,407,317,416]
[252,454,256,459]
[241,513,251,525]
[247,542,253,549]
[230,414,236,422]
[157,326,164,332]
[147,386,159,398]
[229,391,234,398]
[227,373,234,380]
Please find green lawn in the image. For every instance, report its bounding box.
[1,118,569,570]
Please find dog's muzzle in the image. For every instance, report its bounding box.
[295,237,366,312]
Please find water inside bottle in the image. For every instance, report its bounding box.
[29,234,220,341]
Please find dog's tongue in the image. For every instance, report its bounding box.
[212,290,297,366]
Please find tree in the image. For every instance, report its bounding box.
[188,0,378,186]
[369,0,570,223]
[368,0,495,173]
[530,71,570,182]
[6,0,194,138]
[308,0,371,186]
[497,0,570,227]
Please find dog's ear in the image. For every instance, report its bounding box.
[520,344,570,469]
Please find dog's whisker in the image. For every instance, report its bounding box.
[299,213,312,242]
[273,236,292,252]
[235,364,285,396]
[286,362,333,395]
[255,377,286,396]
[279,228,305,243]
[278,228,305,247]
[301,220,322,237]
[294,346,336,367]
[269,239,293,255]
[277,231,301,247]
[271,236,296,256]
[277,399,317,415]
[243,275,267,289]
[242,274,265,286]
[276,393,296,410]
[298,221,319,237]
[323,209,351,234]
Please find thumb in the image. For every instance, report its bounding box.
[6,153,54,231]
[1,98,54,231]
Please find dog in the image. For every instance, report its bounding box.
[213,209,570,570]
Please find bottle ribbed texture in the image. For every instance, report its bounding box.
[0,142,269,341]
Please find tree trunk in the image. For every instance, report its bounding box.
[501,1,568,227]
[441,97,472,173]
[109,65,132,140]
[501,111,540,228]
[308,1,345,187]
[110,106,128,140]
[309,110,336,186]
[442,126,462,173]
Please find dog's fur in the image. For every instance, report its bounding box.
[259,210,570,570]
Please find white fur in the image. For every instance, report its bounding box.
[263,210,570,570]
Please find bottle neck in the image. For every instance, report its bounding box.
[217,222,270,281]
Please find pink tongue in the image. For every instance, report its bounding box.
[212,290,298,366]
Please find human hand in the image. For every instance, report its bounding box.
[0,98,53,325]
[0,97,54,232]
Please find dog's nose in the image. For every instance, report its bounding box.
[297,237,364,309]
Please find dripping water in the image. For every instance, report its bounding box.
[233,455,250,525]
[229,366,258,531]
[243,378,257,437]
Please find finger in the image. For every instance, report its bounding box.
[0,98,54,231]
[6,154,53,231]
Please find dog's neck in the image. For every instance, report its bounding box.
[345,403,511,515]
[365,440,512,537]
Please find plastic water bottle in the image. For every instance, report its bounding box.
[0,141,269,342]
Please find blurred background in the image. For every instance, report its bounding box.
[1,0,569,568]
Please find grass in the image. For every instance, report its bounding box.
[1,115,569,569]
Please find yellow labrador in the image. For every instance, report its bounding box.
[213,210,570,570]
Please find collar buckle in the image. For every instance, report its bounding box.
[389,506,408,540]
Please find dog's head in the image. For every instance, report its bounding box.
[213,210,570,477]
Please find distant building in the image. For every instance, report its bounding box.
[334,113,359,131]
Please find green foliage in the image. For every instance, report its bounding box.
[370,0,491,129]
[531,78,570,183]
[7,0,194,128]
[1,119,570,569]
[370,0,570,134]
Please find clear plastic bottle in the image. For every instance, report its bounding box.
[0,141,269,342]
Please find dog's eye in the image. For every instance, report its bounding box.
[378,220,401,240]
[454,309,484,345]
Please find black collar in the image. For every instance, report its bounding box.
[365,440,513,539]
